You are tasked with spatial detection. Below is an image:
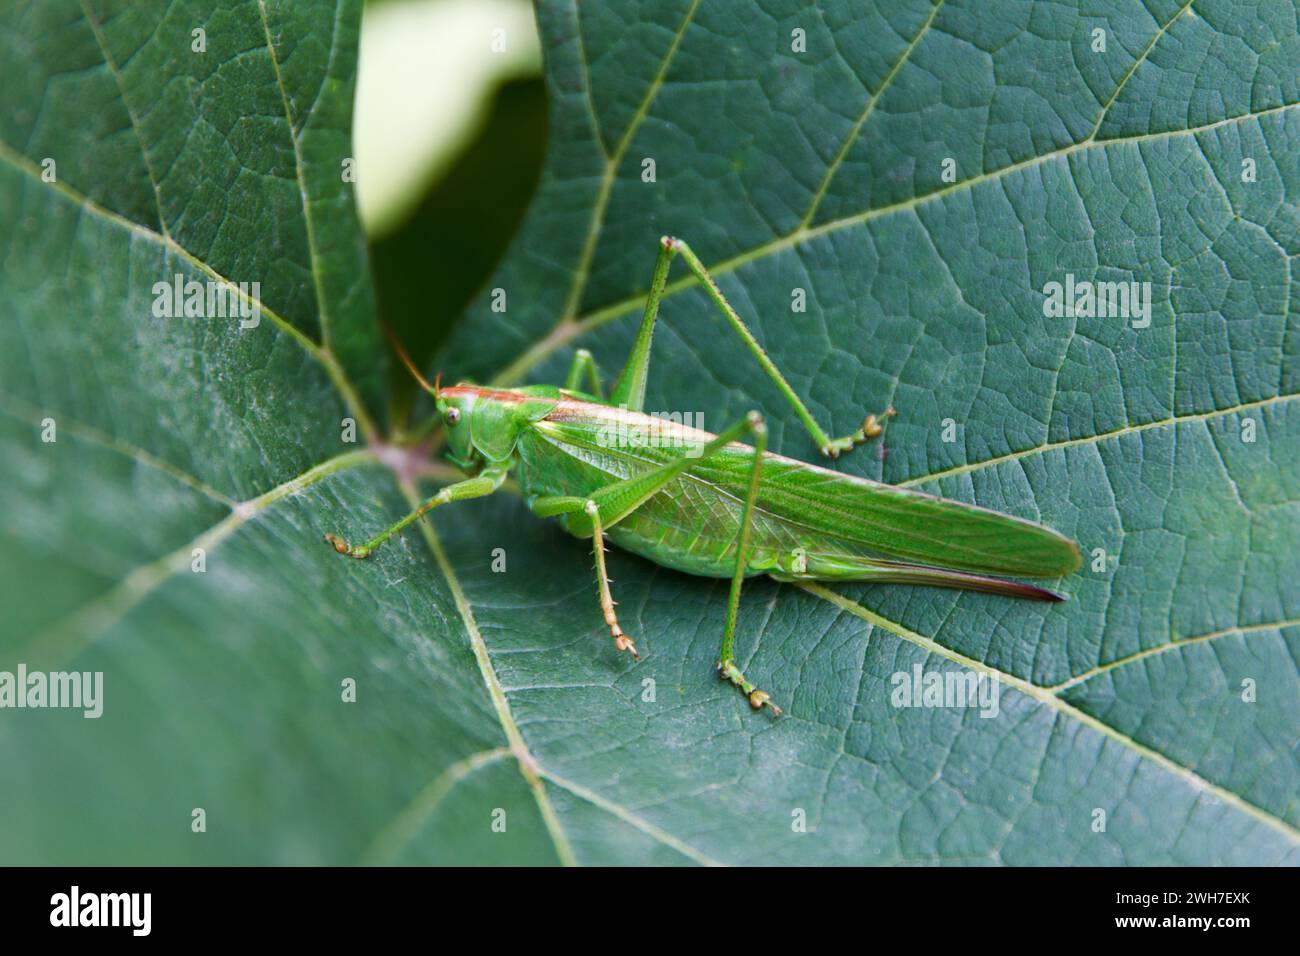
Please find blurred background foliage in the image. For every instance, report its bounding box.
[356,0,547,420]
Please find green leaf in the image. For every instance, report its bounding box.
[1,0,1296,865]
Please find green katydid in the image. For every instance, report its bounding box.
[326,236,1081,715]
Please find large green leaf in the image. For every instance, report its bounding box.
[1,0,1296,865]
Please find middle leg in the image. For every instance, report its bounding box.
[716,413,782,716]
[564,348,603,397]
[531,411,766,669]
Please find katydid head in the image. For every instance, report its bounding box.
[380,325,486,469]
[439,384,561,471]
[435,383,481,470]
[382,322,558,469]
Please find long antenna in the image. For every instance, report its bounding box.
[381,321,440,397]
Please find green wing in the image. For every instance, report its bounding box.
[695,450,1082,578]
[531,403,1081,590]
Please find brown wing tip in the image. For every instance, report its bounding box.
[879,562,1071,602]
[967,574,1068,602]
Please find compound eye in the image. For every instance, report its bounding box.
[444,407,461,426]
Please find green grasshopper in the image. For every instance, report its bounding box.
[327,237,1081,715]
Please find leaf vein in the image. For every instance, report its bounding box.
[801,582,1300,843]
[400,480,578,866]
[80,0,170,238]
[1050,617,1300,693]
[801,0,947,228]
[256,0,337,350]
[897,392,1296,488]
[15,449,377,670]
[0,141,377,441]
[494,101,1299,389]
[557,0,702,322]
[1087,0,1198,142]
